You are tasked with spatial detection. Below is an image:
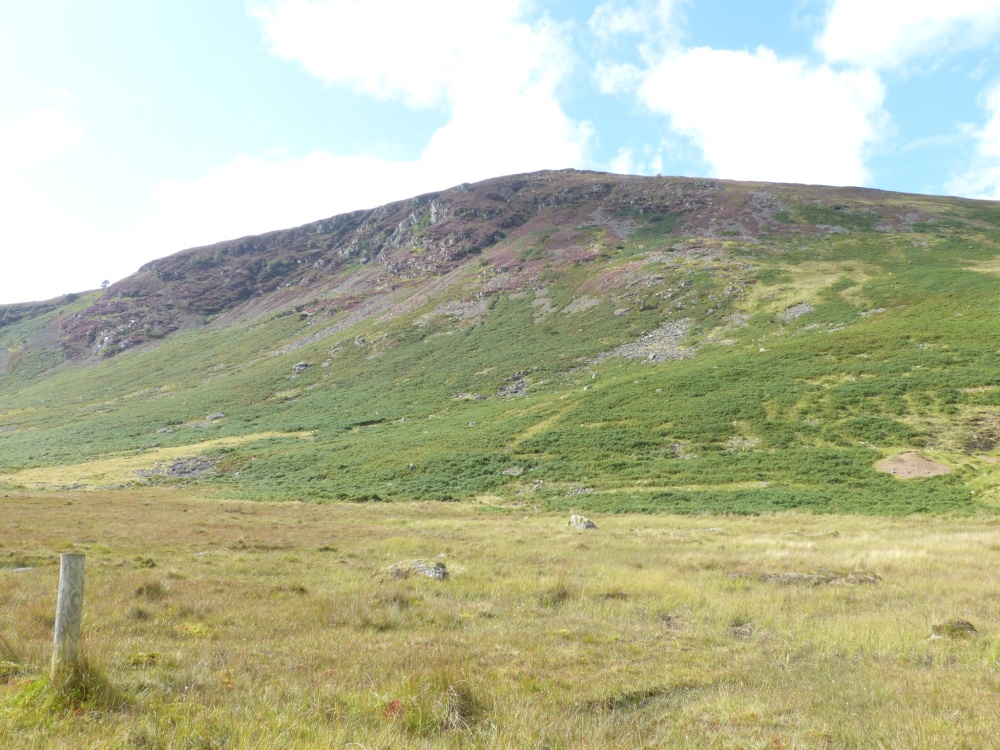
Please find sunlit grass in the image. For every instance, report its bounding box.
[0,432,313,489]
[2,490,1000,747]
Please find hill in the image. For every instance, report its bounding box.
[2,168,1000,514]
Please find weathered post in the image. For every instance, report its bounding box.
[51,553,85,677]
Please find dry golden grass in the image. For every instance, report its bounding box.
[0,432,312,490]
[2,490,1000,748]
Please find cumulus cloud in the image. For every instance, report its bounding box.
[120,0,592,265]
[637,46,886,185]
[817,0,1000,69]
[589,0,683,49]
[252,0,574,110]
[0,109,92,303]
[137,152,443,257]
[947,82,1000,198]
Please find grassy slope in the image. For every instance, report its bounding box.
[2,194,1000,514]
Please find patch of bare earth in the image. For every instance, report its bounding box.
[877,452,951,479]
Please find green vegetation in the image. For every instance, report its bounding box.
[2,180,1000,514]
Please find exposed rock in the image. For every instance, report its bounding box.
[25,169,983,365]
[388,559,448,580]
[777,303,813,323]
[292,361,313,372]
[569,514,597,530]
[877,452,951,479]
[206,412,225,422]
[596,319,693,363]
[156,427,175,434]
[497,370,534,397]
[135,456,216,479]
[503,466,524,477]
[562,296,601,314]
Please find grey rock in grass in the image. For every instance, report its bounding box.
[388,559,448,580]
[569,514,597,530]
[206,412,225,422]
[292,361,313,372]
[777,303,813,323]
[729,622,754,639]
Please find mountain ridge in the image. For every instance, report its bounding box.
[3,169,977,363]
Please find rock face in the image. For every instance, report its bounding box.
[388,559,448,580]
[4,167,950,365]
[569,514,597,530]
[292,362,312,373]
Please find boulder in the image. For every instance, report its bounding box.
[292,361,313,372]
[569,514,597,530]
[388,559,448,580]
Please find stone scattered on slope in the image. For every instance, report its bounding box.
[569,514,597,530]
[777,303,813,323]
[292,361,312,373]
[388,559,448,580]
[136,456,216,479]
[206,412,225,422]
[596,319,693,363]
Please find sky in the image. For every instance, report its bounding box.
[3,0,1000,304]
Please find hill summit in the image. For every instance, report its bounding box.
[2,169,1000,514]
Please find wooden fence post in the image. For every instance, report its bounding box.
[51,553,85,677]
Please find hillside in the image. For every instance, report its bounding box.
[2,168,1000,513]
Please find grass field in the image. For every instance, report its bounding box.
[3,490,1000,748]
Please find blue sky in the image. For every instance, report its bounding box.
[2,0,1000,304]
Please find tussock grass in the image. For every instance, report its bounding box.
[2,490,1000,747]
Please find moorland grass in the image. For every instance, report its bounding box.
[2,490,1000,748]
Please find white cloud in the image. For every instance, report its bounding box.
[247,0,590,189]
[130,1,592,262]
[638,46,886,185]
[589,0,682,46]
[947,82,1000,198]
[594,60,644,94]
[252,0,572,110]
[137,97,591,261]
[817,0,1000,69]
[0,109,92,303]
[0,108,83,170]
[0,182,116,303]
[137,152,444,257]
[609,147,637,175]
